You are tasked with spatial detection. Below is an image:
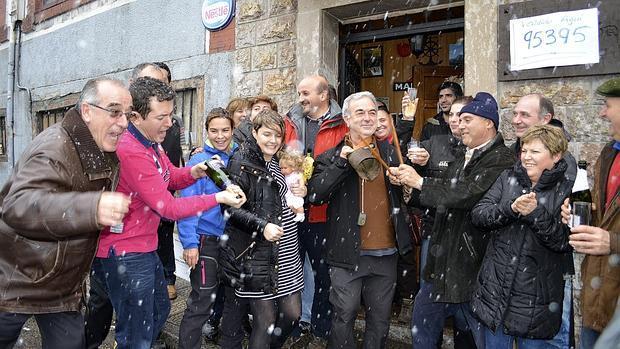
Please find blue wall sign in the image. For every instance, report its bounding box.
[202,0,235,31]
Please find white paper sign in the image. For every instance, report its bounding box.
[173,233,191,282]
[510,8,599,71]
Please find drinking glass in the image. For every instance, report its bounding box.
[571,201,592,228]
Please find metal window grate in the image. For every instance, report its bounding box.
[174,88,199,154]
[36,106,70,133]
[0,113,6,156]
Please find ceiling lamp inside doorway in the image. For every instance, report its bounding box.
[410,34,425,55]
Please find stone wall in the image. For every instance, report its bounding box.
[498,76,618,172]
[234,0,298,112]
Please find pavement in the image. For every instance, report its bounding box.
[14,278,455,348]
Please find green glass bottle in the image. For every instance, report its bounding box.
[204,158,233,190]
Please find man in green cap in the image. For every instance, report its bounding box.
[561,76,620,348]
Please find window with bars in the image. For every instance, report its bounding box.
[174,88,200,156]
[0,110,6,159]
[36,106,70,133]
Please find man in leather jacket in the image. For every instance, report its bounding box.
[0,78,132,348]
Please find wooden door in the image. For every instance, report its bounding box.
[411,65,463,140]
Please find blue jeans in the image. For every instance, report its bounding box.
[411,281,485,349]
[297,220,332,338]
[579,327,600,349]
[419,237,430,290]
[485,325,554,349]
[546,279,572,348]
[301,253,315,323]
[93,250,170,349]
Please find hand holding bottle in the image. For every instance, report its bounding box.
[191,161,210,179]
[216,187,246,208]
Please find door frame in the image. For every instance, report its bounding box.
[338,18,464,106]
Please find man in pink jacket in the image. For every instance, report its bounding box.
[93,77,245,349]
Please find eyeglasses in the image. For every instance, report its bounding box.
[88,103,134,119]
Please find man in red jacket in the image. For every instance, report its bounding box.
[284,75,348,345]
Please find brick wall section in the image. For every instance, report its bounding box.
[22,0,95,32]
[233,0,298,111]
[210,20,236,53]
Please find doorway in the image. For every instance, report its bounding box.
[338,6,464,140]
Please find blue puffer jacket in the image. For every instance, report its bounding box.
[178,141,238,249]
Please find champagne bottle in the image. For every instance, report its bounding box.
[204,158,233,190]
[571,160,592,203]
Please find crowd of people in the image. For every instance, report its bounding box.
[0,60,618,349]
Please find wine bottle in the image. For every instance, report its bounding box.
[571,160,592,203]
[204,158,233,190]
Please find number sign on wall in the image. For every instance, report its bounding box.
[510,8,599,71]
[498,0,620,81]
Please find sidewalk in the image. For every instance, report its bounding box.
[159,279,423,349]
[15,278,446,348]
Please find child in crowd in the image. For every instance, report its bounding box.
[279,149,306,222]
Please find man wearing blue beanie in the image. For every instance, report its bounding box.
[459,92,500,130]
[391,91,514,349]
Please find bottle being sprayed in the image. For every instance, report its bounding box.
[204,157,233,190]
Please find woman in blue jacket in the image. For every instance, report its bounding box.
[177,108,238,349]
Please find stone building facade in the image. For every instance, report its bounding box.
[0,0,616,344]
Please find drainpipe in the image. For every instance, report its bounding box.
[7,0,26,167]
[6,20,18,167]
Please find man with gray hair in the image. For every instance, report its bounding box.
[0,78,132,348]
[308,91,413,348]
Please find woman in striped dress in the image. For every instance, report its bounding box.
[222,110,304,348]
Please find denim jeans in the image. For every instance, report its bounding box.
[93,250,170,349]
[411,281,485,349]
[546,279,572,348]
[301,253,315,324]
[419,237,430,290]
[579,327,600,349]
[485,325,553,349]
[297,220,332,338]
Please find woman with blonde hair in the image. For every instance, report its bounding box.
[471,124,574,348]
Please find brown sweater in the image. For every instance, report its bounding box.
[359,173,396,250]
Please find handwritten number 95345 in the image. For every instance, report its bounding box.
[523,26,588,49]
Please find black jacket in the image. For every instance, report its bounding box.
[470,160,574,339]
[415,133,514,303]
[308,139,413,270]
[222,135,281,293]
[512,138,578,276]
[416,135,464,238]
[421,112,451,142]
[232,119,253,146]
